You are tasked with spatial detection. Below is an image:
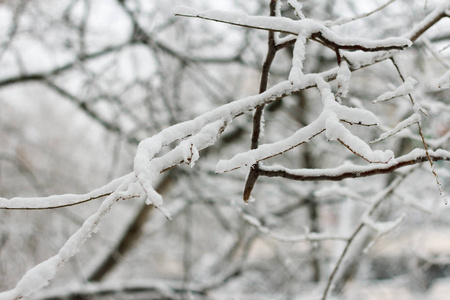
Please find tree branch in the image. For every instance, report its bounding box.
[258,150,450,181]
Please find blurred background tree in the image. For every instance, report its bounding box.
[0,0,449,299]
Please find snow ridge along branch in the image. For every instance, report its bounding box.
[173,6,412,52]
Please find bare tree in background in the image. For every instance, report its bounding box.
[0,0,450,299]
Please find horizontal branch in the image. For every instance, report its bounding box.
[0,174,132,210]
[258,149,450,181]
[174,6,411,52]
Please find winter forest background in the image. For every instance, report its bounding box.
[0,0,450,299]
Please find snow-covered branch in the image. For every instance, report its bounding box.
[0,174,129,209]
[1,2,449,300]
[174,6,411,52]
[259,149,450,181]
[0,176,142,300]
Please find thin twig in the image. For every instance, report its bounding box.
[391,57,447,203]
[325,0,397,27]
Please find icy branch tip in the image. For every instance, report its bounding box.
[173,5,198,16]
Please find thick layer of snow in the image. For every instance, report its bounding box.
[288,31,307,85]
[336,61,352,98]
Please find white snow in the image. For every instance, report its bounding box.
[216,116,324,173]
[174,6,411,50]
[363,213,406,235]
[336,61,351,98]
[217,74,393,172]
[325,118,394,163]
[373,77,417,103]
[287,0,305,19]
[259,148,450,180]
[0,174,130,209]
[372,113,420,143]
[0,175,137,300]
[314,184,368,203]
[288,31,307,85]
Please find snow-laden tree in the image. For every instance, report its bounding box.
[0,0,450,299]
